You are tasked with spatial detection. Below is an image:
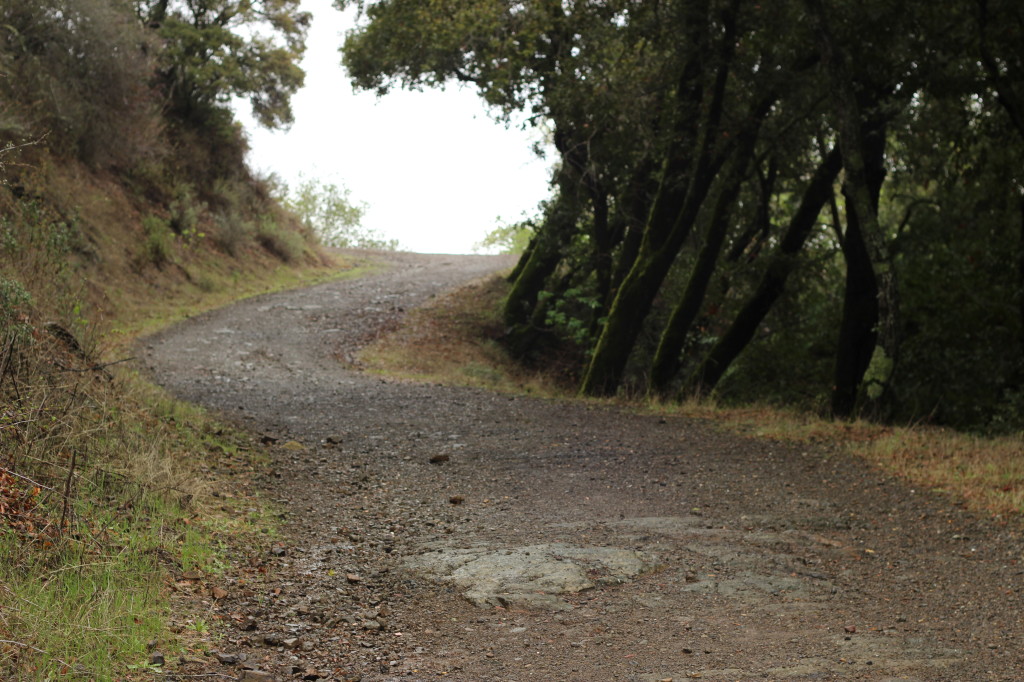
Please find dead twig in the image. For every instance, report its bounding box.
[0,639,86,676]
[56,357,134,373]
[0,467,58,493]
[149,672,237,680]
[59,448,77,534]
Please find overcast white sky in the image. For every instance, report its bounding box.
[234,0,552,254]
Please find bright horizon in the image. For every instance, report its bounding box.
[234,0,552,255]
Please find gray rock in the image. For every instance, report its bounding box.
[215,651,239,665]
[237,671,276,682]
[402,542,657,610]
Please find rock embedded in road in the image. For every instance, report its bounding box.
[402,542,658,610]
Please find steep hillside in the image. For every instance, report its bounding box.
[0,1,343,677]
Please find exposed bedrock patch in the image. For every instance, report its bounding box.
[401,542,659,610]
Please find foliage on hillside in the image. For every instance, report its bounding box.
[342,0,1024,432]
[0,0,336,676]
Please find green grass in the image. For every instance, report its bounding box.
[0,253,363,678]
[0,367,231,678]
[0,525,167,679]
[0,125,390,680]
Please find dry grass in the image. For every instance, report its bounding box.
[858,428,1024,517]
[365,276,1024,520]
[359,275,568,397]
[0,323,235,678]
[0,151,353,678]
[668,399,1024,517]
[104,251,373,349]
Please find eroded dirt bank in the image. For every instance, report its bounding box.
[143,252,1023,681]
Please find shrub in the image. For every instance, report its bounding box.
[284,177,397,250]
[140,215,173,267]
[0,276,33,341]
[255,217,303,263]
[0,0,161,168]
[168,184,205,239]
[210,212,250,257]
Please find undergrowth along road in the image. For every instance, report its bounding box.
[144,251,1024,681]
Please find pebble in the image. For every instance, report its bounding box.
[237,671,275,682]
[215,651,239,665]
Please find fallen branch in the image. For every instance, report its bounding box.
[0,639,84,676]
[0,467,58,493]
[56,357,134,373]
[149,672,237,680]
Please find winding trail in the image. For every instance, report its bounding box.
[144,252,1022,681]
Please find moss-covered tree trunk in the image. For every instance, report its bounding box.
[649,113,769,395]
[501,190,578,355]
[687,148,843,395]
[808,0,896,418]
[579,0,740,396]
[649,180,741,395]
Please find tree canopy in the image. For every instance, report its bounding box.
[137,0,311,128]
[1,0,310,169]
[343,0,1023,430]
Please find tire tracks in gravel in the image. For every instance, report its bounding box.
[143,251,1024,681]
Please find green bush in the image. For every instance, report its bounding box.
[210,212,250,257]
[284,177,396,250]
[255,217,304,263]
[0,276,33,341]
[168,184,206,240]
[0,0,160,167]
[140,215,173,267]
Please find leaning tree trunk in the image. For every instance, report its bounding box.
[649,111,768,395]
[579,0,740,396]
[649,180,742,395]
[502,180,579,328]
[606,161,661,309]
[687,148,843,396]
[506,234,537,284]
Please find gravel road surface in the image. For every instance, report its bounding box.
[143,251,1024,681]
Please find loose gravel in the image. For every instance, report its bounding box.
[142,251,1024,681]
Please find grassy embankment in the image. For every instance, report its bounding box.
[360,274,1024,520]
[0,149,367,679]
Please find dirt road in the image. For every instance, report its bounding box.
[143,252,1023,681]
